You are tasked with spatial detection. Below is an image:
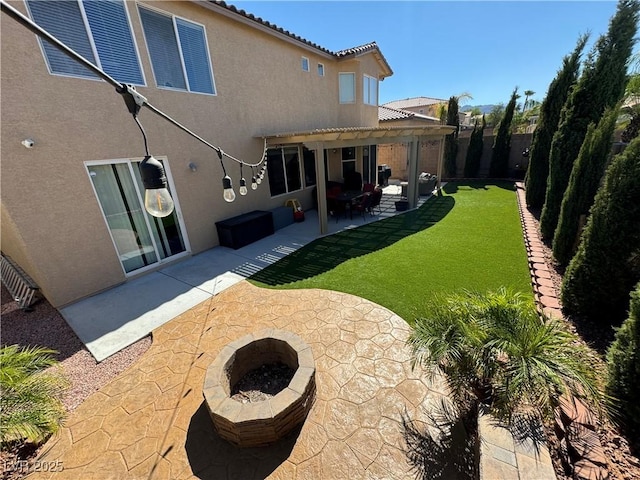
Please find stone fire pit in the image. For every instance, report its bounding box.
[203,329,316,447]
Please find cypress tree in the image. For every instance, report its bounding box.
[444,96,460,178]
[463,115,486,178]
[539,0,639,241]
[606,282,640,444]
[525,35,588,209]
[552,107,618,267]
[489,88,518,178]
[561,135,640,323]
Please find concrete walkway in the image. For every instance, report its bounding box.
[60,187,428,361]
[30,282,450,479]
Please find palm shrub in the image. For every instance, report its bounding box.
[0,345,69,447]
[463,115,485,178]
[444,96,460,178]
[606,282,640,446]
[561,135,640,323]
[539,0,639,241]
[525,35,588,209]
[552,107,618,267]
[489,88,518,178]
[408,289,606,431]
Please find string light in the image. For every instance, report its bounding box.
[239,163,248,196]
[217,148,236,203]
[251,167,258,190]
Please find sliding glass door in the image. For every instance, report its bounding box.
[87,158,187,274]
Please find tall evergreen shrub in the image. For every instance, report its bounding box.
[525,35,588,208]
[444,96,460,178]
[464,115,485,177]
[489,88,518,178]
[606,282,640,445]
[539,0,639,241]
[552,107,618,267]
[561,135,640,322]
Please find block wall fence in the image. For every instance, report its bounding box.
[377,133,534,181]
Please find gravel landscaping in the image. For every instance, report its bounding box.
[1,285,150,479]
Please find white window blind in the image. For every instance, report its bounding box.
[139,6,215,94]
[176,19,215,94]
[363,75,377,106]
[82,0,143,84]
[339,73,355,104]
[27,0,143,84]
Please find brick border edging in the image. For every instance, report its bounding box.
[514,182,609,480]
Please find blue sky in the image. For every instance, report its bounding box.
[233,1,623,107]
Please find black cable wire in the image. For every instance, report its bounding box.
[133,116,150,157]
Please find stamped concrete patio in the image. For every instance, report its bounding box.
[30,282,451,479]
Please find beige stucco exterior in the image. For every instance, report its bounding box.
[1,0,391,307]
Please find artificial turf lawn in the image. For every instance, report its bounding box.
[249,181,532,323]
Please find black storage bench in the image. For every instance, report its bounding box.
[215,210,274,250]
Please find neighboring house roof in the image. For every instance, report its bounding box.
[206,2,393,78]
[378,105,439,123]
[382,96,448,110]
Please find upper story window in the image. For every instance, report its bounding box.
[317,63,325,76]
[301,57,310,72]
[339,72,355,104]
[363,74,378,106]
[26,0,144,84]
[138,5,215,94]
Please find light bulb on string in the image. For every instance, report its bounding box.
[140,156,175,217]
[131,113,175,218]
[222,175,236,202]
[238,163,248,195]
[217,148,235,202]
[251,167,258,190]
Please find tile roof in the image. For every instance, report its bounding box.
[378,105,414,121]
[336,41,380,57]
[378,105,439,123]
[382,97,448,110]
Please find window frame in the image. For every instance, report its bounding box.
[137,4,216,95]
[84,156,190,276]
[317,63,325,77]
[266,146,316,198]
[26,0,146,85]
[339,72,356,104]
[301,56,310,72]
[363,74,378,106]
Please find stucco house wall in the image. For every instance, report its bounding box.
[1,0,390,307]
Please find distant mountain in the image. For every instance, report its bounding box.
[460,104,498,114]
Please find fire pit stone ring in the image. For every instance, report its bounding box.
[203,328,316,447]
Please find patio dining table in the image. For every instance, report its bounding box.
[329,190,365,220]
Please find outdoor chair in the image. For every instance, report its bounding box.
[353,192,372,220]
[363,182,375,193]
[369,188,383,214]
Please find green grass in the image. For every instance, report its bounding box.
[249,181,532,323]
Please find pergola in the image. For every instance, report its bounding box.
[261,124,456,234]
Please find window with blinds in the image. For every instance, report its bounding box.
[26,0,144,85]
[138,5,215,95]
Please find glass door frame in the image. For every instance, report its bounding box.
[85,156,191,277]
